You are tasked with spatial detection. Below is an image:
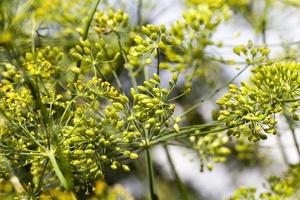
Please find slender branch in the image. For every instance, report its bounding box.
[284,114,300,159]
[279,98,300,103]
[145,147,158,200]
[151,126,229,146]
[73,0,102,83]
[82,0,102,40]
[137,0,143,25]
[276,133,290,166]
[180,65,250,118]
[115,31,138,89]
[156,48,160,76]
[261,0,270,59]
[34,158,49,195]
[164,145,189,200]
[112,70,123,91]
[290,127,300,159]
[48,150,70,190]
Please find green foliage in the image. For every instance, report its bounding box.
[0,0,300,199]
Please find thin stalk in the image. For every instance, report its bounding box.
[115,32,137,89]
[164,145,189,200]
[156,48,160,76]
[73,0,102,83]
[112,70,123,91]
[82,0,102,40]
[157,122,223,139]
[137,0,143,25]
[276,133,290,166]
[284,114,300,159]
[145,147,157,200]
[180,65,250,118]
[144,65,149,81]
[151,126,229,146]
[291,129,300,159]
[34,158,49,195]
[48,151,70,190]
[279,98,300,103]
[261,0,270,47]
[31,14,36,58]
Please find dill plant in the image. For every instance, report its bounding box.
[0,0,300,199]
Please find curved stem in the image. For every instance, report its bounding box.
[82,0,102,40]
[48,151,70,190]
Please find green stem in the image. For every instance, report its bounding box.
[73,0,102,83]
[145,147,157,200]
[144,65,149,81]
[34,158,49,195]
[137,0,143,25]
[276,133,290,166]
[82,0,102,40]
[164,145,189,200]
[151,126,229,146]
[180,65,250,118]
[48,151,70,190]
[112,70,123,91]
[115,31,138,89]
[261,0,270,46]
[291,129,300,159]
[156,48,160,76]
[284,114,300,159]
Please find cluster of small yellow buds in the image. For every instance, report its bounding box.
[94,9,128,34]
[127,24,168,67]
[0,63,21,82]
[0,81,33,120]
[251,62,300,102]
[58,77,143,183]
[217,83,277,141]
[130,73,178,139]
[70,40,91,61]
[70,38,120,76]
[161,3,230,87]
[233,40,270,65]
[190,132,231,171]
[217,62,300,141]
[22,47,63,78]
